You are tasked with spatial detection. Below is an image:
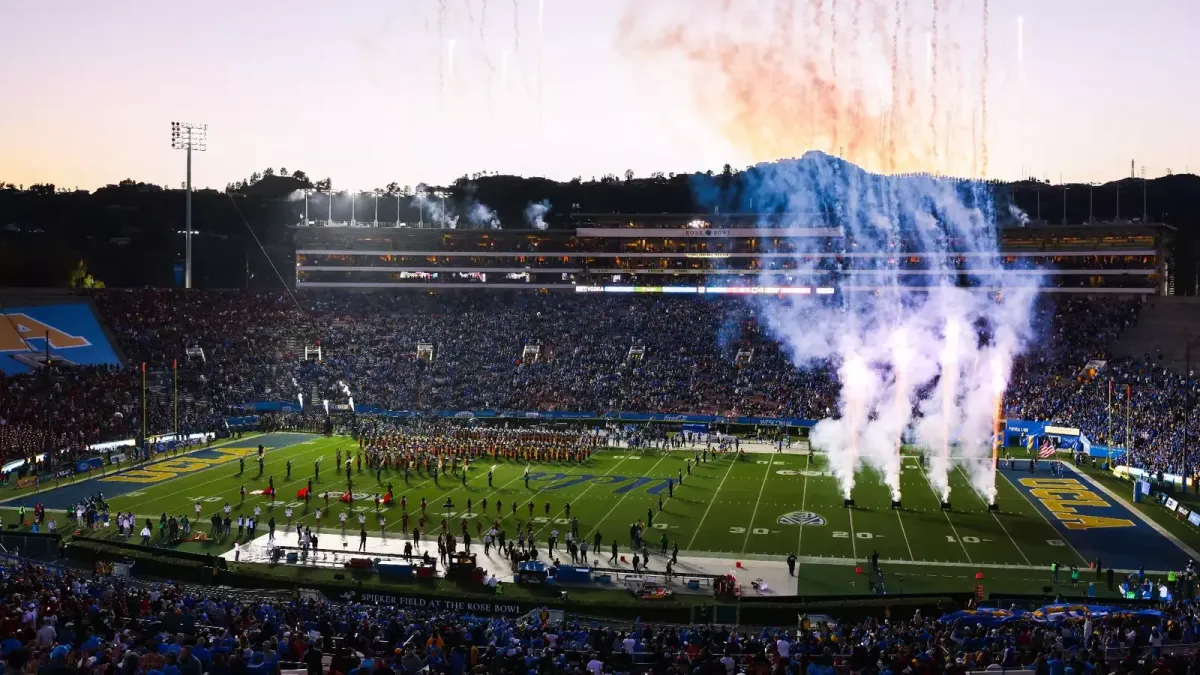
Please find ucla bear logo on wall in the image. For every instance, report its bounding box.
[778,511,826,526]
[0,304,121,375]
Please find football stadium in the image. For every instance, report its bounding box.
[4,1,1200,673]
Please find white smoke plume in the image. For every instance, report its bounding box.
[696,152,1039,505]
[411,191,460,229]
[468,202,502,229]
[524,200,551,229]
[1009,203,1030,226]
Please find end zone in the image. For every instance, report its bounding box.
[5,433,318,510]
[1001,464,1191,570]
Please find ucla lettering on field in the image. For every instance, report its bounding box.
[8,433,318,509]
[525,471,676,495]
[105,448,249,483]
[1002,466,1188,570]
[0,303,121,374]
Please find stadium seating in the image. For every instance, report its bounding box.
[0,553,1197,675]
[3,290,1196,480]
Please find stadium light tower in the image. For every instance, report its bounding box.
[171,122,207,289]
[433,189,450,228]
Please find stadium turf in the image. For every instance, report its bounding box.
[7,432,1186,597]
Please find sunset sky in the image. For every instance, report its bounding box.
[2,0,1198,192]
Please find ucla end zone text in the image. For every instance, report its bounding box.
[12,433,318,510]
[1000,467,1188,570]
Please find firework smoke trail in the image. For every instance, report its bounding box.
[438,0,448,96]
[929,0,940,173]
[934,315,961,502]
[888,0,900,172]
[536,0,544,124]
[480,0,497,108]
[1017,15,1025,176]
[981,0,990,177]
[830,0,838,80]
[623,1,1040,501]
[480,0,488,47]
[513,0,520,52]
[618,0,988,175]
[831,0,839,154]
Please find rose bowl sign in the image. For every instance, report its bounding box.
[341,590,525,615]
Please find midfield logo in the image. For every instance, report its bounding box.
[778,511,826,526]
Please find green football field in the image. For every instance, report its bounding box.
[26,432,1089,575]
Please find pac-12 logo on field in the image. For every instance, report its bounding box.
[778,511,826,526]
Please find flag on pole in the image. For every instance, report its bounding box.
[1038,439,1056,458]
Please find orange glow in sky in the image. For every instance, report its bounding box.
[1,0,1198,191]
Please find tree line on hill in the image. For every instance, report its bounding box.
[1,159,1199,292]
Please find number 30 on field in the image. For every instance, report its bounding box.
[729,526,770,535]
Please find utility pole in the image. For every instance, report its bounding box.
[170,122,207,289]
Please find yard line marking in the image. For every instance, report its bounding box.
[954,465,1030,566]
[847,501,858,560]
[197,437,358,507]
[263,450,496,533]
[895,508,915,561]
[687,456,738,550]
[914,461,972,563]
[584,454,671,542]
[740,453,775,553]
[383,467,527,532]
[796,454,812,555]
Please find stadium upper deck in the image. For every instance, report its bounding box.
[294,215,1168,294]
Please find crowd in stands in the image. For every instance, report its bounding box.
[3,290,1198,479]
[5,554,1200,675]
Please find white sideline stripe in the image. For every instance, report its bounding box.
[785,554,1170,575]
[1061,462,1200,562]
